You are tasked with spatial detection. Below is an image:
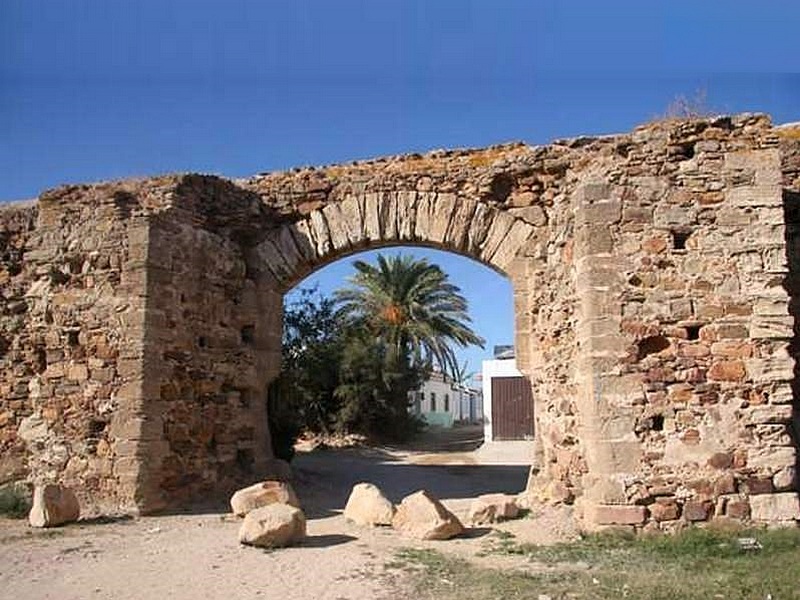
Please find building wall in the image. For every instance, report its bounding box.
[412,373,460,428]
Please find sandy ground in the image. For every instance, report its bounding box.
[0,429,577,600]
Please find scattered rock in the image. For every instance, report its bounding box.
[344,483,395,527]
[230,481,300,517]
[238,503,306,548]
[392,490,464,540]
[468,493,520,525]
[28,484,80,528]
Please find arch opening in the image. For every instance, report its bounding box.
[263,245,533,516]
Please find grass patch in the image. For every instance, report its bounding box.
[777,125,800,141]
[0,485,31,519]
[390,527,800,600]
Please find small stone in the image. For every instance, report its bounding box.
[230,481,300,517]
[343,483,395,527]
[238,503,306,548]
[468,493,520,525]
[773,466,796,491]
[392,490,464,540]
[28,484,80,528]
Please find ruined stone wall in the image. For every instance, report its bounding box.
[778,124,800,522]
[134,177,284,510]
[239,143,588,503]
[0,182,158,513]
[1,114,798,526]
[573,114,798,528]
[0,201,38,485]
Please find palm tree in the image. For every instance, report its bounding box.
[452,360,476,390]
[334,253,485,377]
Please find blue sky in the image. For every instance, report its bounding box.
[2,1,799,374]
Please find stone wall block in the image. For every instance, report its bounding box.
[754,298,790,317]
[725,185,783,208]
[478,210,514,263]
[654,205,696,228]
[750,317,794,340]
[445,197,478,251]
[762,246,788,273]
[337,195,364,247]
[584,503,647,526]
[462,202,492,254]
[282,219,316,262]
[274,227,306,273]
[750,492,800,523]
[744,405,793,425]
[491,220,535,273]
[321,202,350,251]
[253,239,291,284]
[363,192,382,241]
[379,191,398,240]
[307,209,332,256]
[748,447,796,470]
[392,191,415,241]
[412,192,434,241]
[428,192,457,244]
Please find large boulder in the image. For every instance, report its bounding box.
[28,484,80,528]
[230,481,300,517]
[392,490,464,540]
[238,503,306,548]
[343,483,395,527]
[468,493,520,525]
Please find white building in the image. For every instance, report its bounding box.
[409,370,482,428]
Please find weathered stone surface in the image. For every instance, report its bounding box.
[238,503,306,548]
[649,499,679,522]
[230,481,300,517]
[468,493,520,524]
[1,114,798,530]
[750,493,800,523]
[343,483,395,527]
[28,484,80,528]
[392,490,464,540]
[584,504,647,526]
[683,500,713,522]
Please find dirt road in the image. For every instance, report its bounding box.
[0,438,568,600]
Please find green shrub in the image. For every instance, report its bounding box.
[0,484,31,519]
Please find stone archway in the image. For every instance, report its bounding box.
[2,114,799,528]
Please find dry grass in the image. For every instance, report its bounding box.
[389,527,800,600]
[776,124,800,141]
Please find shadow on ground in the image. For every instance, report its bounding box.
[293,448,530,519]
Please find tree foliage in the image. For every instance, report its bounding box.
[267,254,485,455]
[334,254,485,376]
